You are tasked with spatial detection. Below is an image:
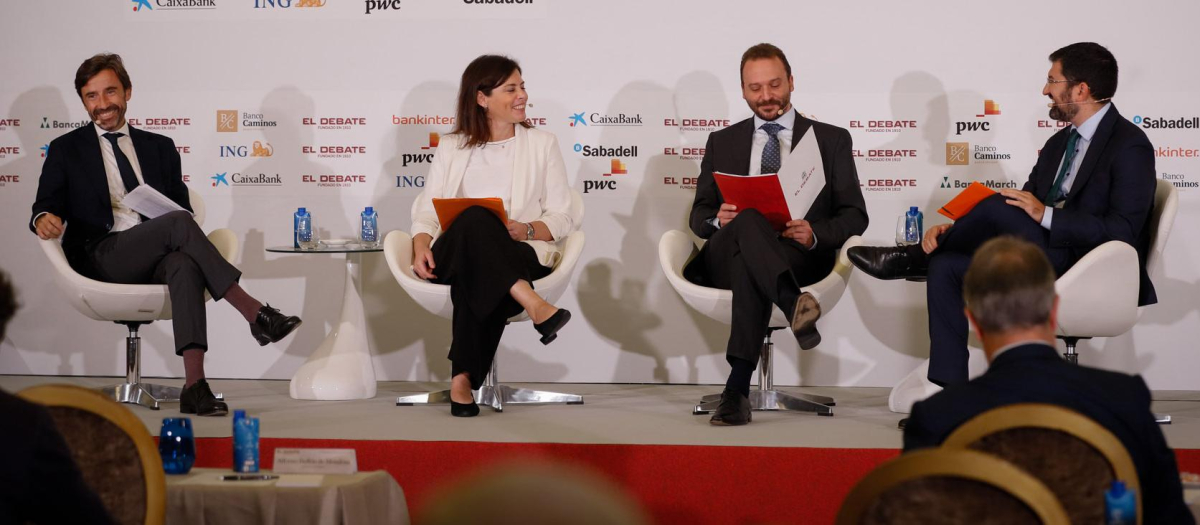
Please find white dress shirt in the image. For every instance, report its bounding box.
[95,121,147,232]
[459,136,516,210]
[1041,103,1111,230]
[750,109,796,176]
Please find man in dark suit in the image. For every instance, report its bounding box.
[0,270,115,524]
[686,43,868,425]
[903,237,1191,524]
[30,54,301,416]
[850,42,1157,389]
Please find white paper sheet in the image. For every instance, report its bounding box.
[777,127,826,220]
[121,185,188,219]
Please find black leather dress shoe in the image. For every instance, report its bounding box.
[898,418,909,431]
[450,400,480,417]
[709,388,751,426]
[533,309,571,345]
[846,245,929,280]
[180,379,228,417]
[790,292,822,350]
[250,304,302,346]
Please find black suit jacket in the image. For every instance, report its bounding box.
[1024,105,1157,305]
[684,112,868,283]
[29,123,190,277]
[905,344,1192,524]
[0,389,115,525]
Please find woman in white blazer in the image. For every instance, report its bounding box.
[410,55,581,417]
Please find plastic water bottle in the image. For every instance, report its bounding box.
[1104,480,1136,524]
[232,410,261,473]
[360,206,379,248]
[295,208,317,250]
[903,206,924,245]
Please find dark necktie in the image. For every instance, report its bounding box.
[1045,129,1080,206]
[102,132,140,193]
[760,122,784,174]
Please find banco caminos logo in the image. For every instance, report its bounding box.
[977,100,1001,117]
[848,119,917,133]
[946,142,969,166]
[1161,172,1198,190]
[1133,115,1200,130]
[421,132,440,150]
[365,0,401,14]
[217,110,238,132]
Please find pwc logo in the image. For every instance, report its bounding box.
[955,100,1000,135]
[421,132,440,150]
[584,159,627,193]
[365,0,401,14]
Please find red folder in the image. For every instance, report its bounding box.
[712,172,790,231]
[938,182,996,220]
[432,197,508,230]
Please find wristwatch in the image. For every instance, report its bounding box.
[525,222,535,240]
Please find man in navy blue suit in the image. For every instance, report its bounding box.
[902,237,1191,524]
[29,54,301,416]
[849,42,1157,388]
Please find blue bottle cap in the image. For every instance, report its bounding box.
[909,206,919,213]
[365,206,373,213]
[233,409,246,420]
[1109,480,1126,496]
[297,207,306,213]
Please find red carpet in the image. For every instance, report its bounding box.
[191,438,1200,524]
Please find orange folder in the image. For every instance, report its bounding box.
[938,182,996,220]
[712,172,791,231]
[432,197,508,231]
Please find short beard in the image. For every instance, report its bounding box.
[1048,102,1077,123]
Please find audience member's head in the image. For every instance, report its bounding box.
[420,460,650,525]
[0,270,16,342]
[963,237,1057,348]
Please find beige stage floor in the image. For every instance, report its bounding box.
[4,375,1200,450]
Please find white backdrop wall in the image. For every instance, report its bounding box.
[1,1,1197,389]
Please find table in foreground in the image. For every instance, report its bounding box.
[266,245,383,400]
[166,467,409,525]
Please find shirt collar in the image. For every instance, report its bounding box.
[990,339,1055,361]
[94,120,131,139]
[754,108,796,132]
[1072,102,1111,142]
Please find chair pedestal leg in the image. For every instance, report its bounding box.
[101,322,219,410]
[694,330,834,417]
[397,360,583,412]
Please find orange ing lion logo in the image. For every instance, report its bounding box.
[295,0,325,6]
[251,141,274,157]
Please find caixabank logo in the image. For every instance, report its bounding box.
[1134,115,1200,130]
[210,172,282,187]
[663,117,731,133]
[302,116,367,130]
[302,174,367,188]
[954,100,1000,135]
[939,175,1017,190]
[568,112,643,127]
[302,144,367,159]
[131,0,216,11]
[0,118,20,131]
[582,159,627,194]
[128,117,191,131]
[852,148,917,163]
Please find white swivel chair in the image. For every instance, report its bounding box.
[384,190,586,412]
[39,188,238,410]
[659,230,863,417]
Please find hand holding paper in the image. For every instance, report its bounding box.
[122,185,188,219]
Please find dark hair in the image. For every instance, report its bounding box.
[963,237,1057,333]
[740,43,792,85]
[1049,42,1118,101]
[451,55,531,149]
[0,270,17,342]
[75,53,132,98]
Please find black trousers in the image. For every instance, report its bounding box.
[683,209,831,363]
[85,210,241,355]
[927,193,1071,385]
[430,206,551,390]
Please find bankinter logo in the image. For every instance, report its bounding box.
[977,100,1001,117]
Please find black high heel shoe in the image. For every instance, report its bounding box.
[450,399,480,417]
[533,309,571,345]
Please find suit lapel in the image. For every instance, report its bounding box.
[790,110,812,153]
[127,125,158,188]
[730,118,754,176]
[509,125,530,214]
[1064,105,1119,203]
[78,123,110,201]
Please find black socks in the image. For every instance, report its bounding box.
[726,356,756,398]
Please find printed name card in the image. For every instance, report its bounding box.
[273,448,358,475]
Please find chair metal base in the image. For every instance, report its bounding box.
[694,389,834,416]
[396,360,583,413]
[102,382,182,411]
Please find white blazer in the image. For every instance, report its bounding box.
[411,125,580,267]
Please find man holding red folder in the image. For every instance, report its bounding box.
[849,43,1158,397]
[684,43,868,426]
